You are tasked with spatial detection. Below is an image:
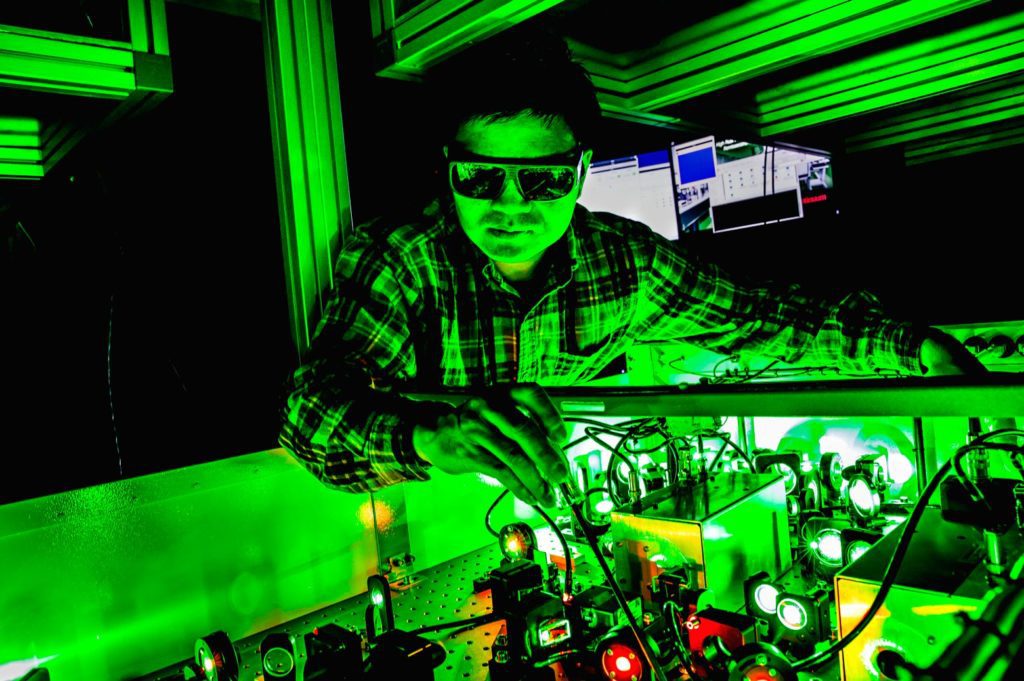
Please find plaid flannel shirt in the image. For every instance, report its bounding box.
[279,200,926,492]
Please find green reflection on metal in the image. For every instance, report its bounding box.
[0,117,41,134]
[0,0,169,99]
[904,122,1024,164]
[758,10,1024,135]
[846,77,1024,152]
[263,0,353,356]
[579,0,984,112]
[372,0,569,79]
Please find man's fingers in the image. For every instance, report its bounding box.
[473,452,545,507]
[477,400,570,486]
[508,384,568,444]
[460,408,554,506]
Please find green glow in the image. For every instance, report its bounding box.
[0,450,378,681]
[370,590,384,606]
[778,599,808,631]
[754,583,779,614]
[595,499,614,514]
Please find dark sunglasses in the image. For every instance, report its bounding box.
[446,146,585,202]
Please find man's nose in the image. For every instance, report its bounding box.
[492,173,531,213]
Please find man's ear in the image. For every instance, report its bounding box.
[579,148,593,188]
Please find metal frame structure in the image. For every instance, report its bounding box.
[0,0,173,179]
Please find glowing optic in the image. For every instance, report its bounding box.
[616,655,632,672]
[848,540,872,562]
[849,477,880,516]
[812,529,843,566]
[595,499,614,514]
[886,451,915,486]
[778,599,808,631]
[772,463,798,494]
[753,583,779,613]
[371,589,384,607]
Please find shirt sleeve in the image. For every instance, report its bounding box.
[278,231,433,493]
[632,237,928,375]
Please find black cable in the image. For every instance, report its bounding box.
[531,502,574,602]
[663,600,699,680]
[405,612,501,636]
[792,429,1024,672]
[560,483,669,681]
[484,489,510,538]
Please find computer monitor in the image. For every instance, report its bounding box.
[673,137,833,234]
[577,149,677,241]
[579,138,833,240]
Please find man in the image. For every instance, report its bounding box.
[279,27,980,508]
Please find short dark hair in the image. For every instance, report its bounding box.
[429,25,603,148]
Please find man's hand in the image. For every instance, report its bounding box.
[919,329,986,376]
[411,383,570,506]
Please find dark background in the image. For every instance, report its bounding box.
[1,1,1018,503]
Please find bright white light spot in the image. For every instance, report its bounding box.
[814,530,843,565]
[778,600,807,630]
[849,478,878,515]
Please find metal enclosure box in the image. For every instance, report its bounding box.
[610,473,791,612]
[835,506,1023,681]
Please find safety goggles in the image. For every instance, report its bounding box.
[446,146,585,202]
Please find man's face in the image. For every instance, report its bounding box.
[448,111,592,272]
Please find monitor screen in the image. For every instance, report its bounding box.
[579,138,833,240]
[673,137,833,234]
[577,149,677,241]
